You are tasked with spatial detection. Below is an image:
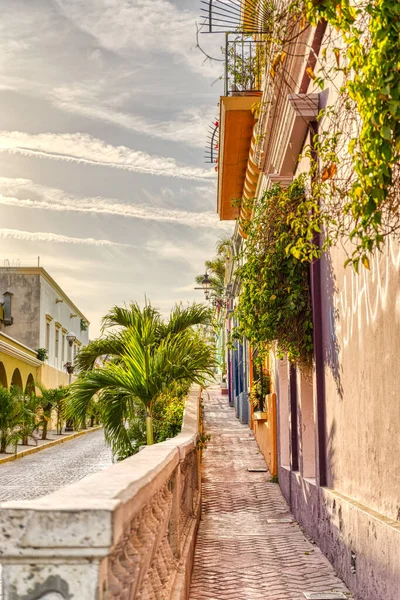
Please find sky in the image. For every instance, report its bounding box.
[0,0,232,336]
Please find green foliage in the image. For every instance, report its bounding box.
[196,433,211,452]
[235,178,316,366]
[195,236,232,299]
[0,386,21,453]
[250,368,270,410]
[67,302,216,458]
[36,348,48,362]
[14,390,40,446]
[36,384,68,438]
[295,0,400,266]
[153,381,190,442]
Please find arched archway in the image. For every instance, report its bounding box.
[11,368,23,391]
[25,373,35,394]
[0,362,7,388]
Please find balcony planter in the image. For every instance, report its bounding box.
[253,411,268,421]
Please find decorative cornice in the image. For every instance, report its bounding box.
[287,93,319,120]
[266,174,293,189]
[0,340,42,367]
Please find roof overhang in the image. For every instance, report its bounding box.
[217,95,260,221]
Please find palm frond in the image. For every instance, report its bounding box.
[74,334,125,372]
[101,302,161,332]
[159,303,211,338]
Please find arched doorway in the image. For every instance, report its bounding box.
[10,368,23,391]
[25,373,35,394]
[0,362,7,388]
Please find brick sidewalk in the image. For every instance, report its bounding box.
[189,388,352,600]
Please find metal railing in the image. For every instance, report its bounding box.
[199,0,273,34]
[204,120,219,165]
[224,34,265,96]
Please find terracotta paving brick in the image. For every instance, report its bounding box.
[189,388,352,600]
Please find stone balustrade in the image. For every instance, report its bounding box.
[0,388,202,600]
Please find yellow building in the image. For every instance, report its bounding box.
[0,331,41,391]
[0,266,89,390]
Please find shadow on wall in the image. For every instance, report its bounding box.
[323,251,343,400]
[326,417,337,488]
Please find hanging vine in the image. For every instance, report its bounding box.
[235,0,400,269]
[294,0,400,268]
[234,177,317,367]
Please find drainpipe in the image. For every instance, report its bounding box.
[310,120,327,487]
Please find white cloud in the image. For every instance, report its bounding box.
[0,2,222,150]
[0,177,229,230]
[51,93,218,149]
[0,228,130,248]
[54,0,221,78]
[0,131,214,180]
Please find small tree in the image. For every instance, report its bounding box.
[36,385,67,439]
[67,302,216,457]
[14,389,39,446]
[0,387,20,453]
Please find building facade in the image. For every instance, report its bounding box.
[212,4,400,600]
[0,267,89,389]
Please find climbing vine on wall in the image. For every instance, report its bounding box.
[245,0,400,269]
[297,0,400,268]
[234,177,317,367]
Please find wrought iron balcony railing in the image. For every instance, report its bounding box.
[224,34,264,96]
[200,0,273,34]
[205,119,219,165]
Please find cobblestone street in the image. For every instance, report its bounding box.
[0,429,112,502]
[189,390,352,600]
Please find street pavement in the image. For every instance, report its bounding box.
[189,389,352,600]
[0,429,112,502]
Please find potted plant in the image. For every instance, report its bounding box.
[36,348,48,362]
[250,368,270,421]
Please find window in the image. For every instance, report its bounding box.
[55,327,60,362]
[62,331,66,364]
[45,322,51,353]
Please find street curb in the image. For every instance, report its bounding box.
[0,426,103,465]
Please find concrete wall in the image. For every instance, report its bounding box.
[39,364,70,389]
[0,272,41,350]
[320,240,400,522]
[0,387,202,600]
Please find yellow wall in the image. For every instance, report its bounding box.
[39,364,70,389]
[251,349,278,476]
[0,332,40,391]
[0,333,69,392]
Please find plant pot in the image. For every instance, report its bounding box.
[252,411,268,421]
[220,381,228,396]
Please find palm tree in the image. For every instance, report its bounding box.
[195,235,232,297]
[74,302,211,373]
[36,385,67,440]
[67,302,215,457]
[0,386,20,453]
[15,390,39,446]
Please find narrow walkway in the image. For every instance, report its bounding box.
[0,429,112,502]
[190,388,351,600]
